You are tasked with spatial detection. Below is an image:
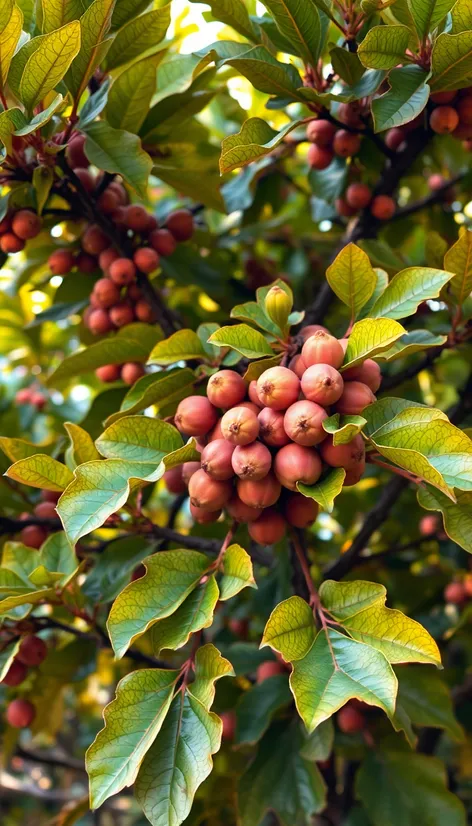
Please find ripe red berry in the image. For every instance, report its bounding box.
[98,247,119,273]
[226,494,263,523]
[149,228,177,256]
[431,91,456,104]
[134,301,155,323]
[231,441,272,481]
[430,105,459,134]
[121,362,145,385]
[201,439,235,480]
[337,704,366,733]
[1,232,25,253]
[76,252,97,273]
[342,359,381,392]
[237,473,281,509]
[249,509,286,545]
[12,210,42,240]
[301,364,344,406]
[444,581,467,605]
[31,391,46,411]
[133,247,160,274]
[19,525,48,549]
[258,407,290,447]
[283,400,328,446]
[109,302,135,327]
[15,388,32,405]
[320,434,365,470]
[96,364,122,382]
[338,103,364,127]
[343,463,365,487]
[92,278,121,309]
[336,381,376,415]
[41,490,60,504]
[370,195,396,220]
[221,406,260,445]
[190,503,222,524]
[302,331,344,369]
[419,514,440,536]
[33,501,57,520]
[256,661,286,682]
[108,181,127,205]
[188,468,232,511]
[333,130,361,157]
[66,133,88,168]
[274,443,322,490]
[207,370,247,409]
[175,396,218,437]
[164,466,187,494]
[74,168,96,193]
[285,493,319,528]
[307,143,334,170]
[220,710,236,741]
[82,225,109,255]
[97,188,120,214]
[48,249,75,275]
[306,119,337,146]
[345,183,372,210]
[17,635,47,667]
[385,127,405,151]
[125,204,150,232]
[109,258,136,286]
[257,366,300,411]
[165,209,194,241]
[335,197,357,218]
[6,698,36,728]
[88,308,114,335]
[456,97,472,126]
[1,659,28,687]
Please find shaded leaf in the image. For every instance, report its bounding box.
[372,65,430,132]
[444,228,472,307]
[322,414,367,446]
[106,53,163,133]
[105,368,196,426]
[235,675,292,746]
[104,6,171,71]
[417,485,472,553]
[396,666,464,740]
[83,121,152,198]
[430,31,472,91]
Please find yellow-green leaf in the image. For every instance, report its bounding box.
[358,25,410,69]
[41,0,83,33]
[64,422,101,467]
[104,6,171,71]
[65,0,114,101]
[444,228,472,307]
[219,544,256,601]
[83,121,152,199]
[261,596,316,661]
[326,243,377,320]
[106,52,163,133]
[19,21,81,112]
[149,577,220,655]
[341,317,406,370]
[147,329,207,365]
[298,467,346,512]
[0,5,23,95]
[430,31,472,91]
[95,416,183,463]
[105,368,196,426]
[322,414,367,446]
[190,644,235,710]
[220,117,302,173]
[5,454,74,491]
[208,324,273,359]
[368,267,453,319]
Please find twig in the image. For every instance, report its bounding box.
[392,173,465,221]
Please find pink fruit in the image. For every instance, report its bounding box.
[1,660,28,687]
[237,473,281,509]
[302,331,344,369]
[444,581,468,605]
[256,661,286,682]
[274,444,322,490]
[248,380,263,406]
[226,495,263,522]
[301,364,344,406]
[307,144,334,169]
[288,354,307,378]
[335,381,375,415]
[17,635,47,667]
[19,525,47,549]
[207,370,246,409]
[258,408,290,447]
[175,396,218,437]
[6,698,36,728]
[343,460,365,486]
[190,503,222,524]
[163,466,186,494]
[231,442,272,480]
[188,469,232,511]
[337,704,365,733]
[306,120,337,146]
[283,400,328,446]
[300,325,329,341]
[221,710,236,741]
[256,366,300,410]
[342,359,381,392]
[221,406,260,445]
[249,509,286,544]
[320,434,365,470]
[201,439,235,480]
[182,461,201,485]
[284,493,319,528]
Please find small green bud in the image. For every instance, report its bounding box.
[264,286,293,333]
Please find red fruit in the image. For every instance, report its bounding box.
[98,248,119,273]
[201,439,235,480]
[108,181,127,205]
[320,434,365,470]
[175,396,218,437]
[31,391,46,411]
[306,120,336,146]
[149,228,177,256]
[97,188,120,214]
[82,225,109,255]
[249,509,286,545]
[182,461,201,485]
[385,127,405,151]
[17,635,47,667]
[41,490,60,504]
[336,381,375,415]
[33,501,57,520]
[419,514,440,536]
[342,359,381,392]
[208,419,224,442]
[285,493,319,528]
[337,103,364,127]
[431,91,456,104]
[93,278,121,309]
[165,209,194,242]
[134,301,155,323]
[452,122,472,139]
[337,704,365,733]
[258,407,290,447]
[444,581,468,605]
[288,354,308,378]
[301,364,344,406]
[131,564,146,582]
[109,302,135,327]
[464,576,472,598]
[430,105,459,134]
[134,247,160,274]
[237,473,281,509]
[1,233,25,253]
[48,249,75,275]
[302,331,344,369]
[19,525,47,549]
[307,143,334,169]
[190,503,222,524]
[124,205,150,232]
[333,130,361,157]
[228,618,249,638]
[343,463,365,486]
[66,133,88,168]
[6,698,36,729]
[231,441,272,481]
[283,400,328,446]
[74,167,96,193]
[12,210,42,240]
[457,97,472,125]
[207,370,247,409]
[96,364,122,382]
[1,660,28,687]
[370,195,396,220]
[256,661,286,682]
[188,468,232,511]
[257,366,300,411]
[88,308,114,335]
[121,362,145,385]
[238,401,261,415]
[248,380,263,407]
[335,197,357,218]
[220,710,236,741]
[301,325,329,341]
[76,252,97,273]
[109,258,136,286]
[221,406,260,445]
[345,183,372,210]
[164,466,186,494]
[15,388,32,405]
[226,494,263,523]
[274,444,322,491]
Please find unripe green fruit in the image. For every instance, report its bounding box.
[182,461,201,485]
[121,362,145,386]
[188,469,232,511]
[163,466,186,494]
[337,704,366,734]
[284,493,319,528]
[248,508,286,545]
[1,660,28,687]
[342,359,381,392]
[48,249,75,275]
[190,503,221,524]
[301,364,344,405]
[264,285,292,331]
[17,635,47,667]
[19,525,47,549]
[336,381,375,415]
[258,407,290,447]
[201,439,235,480]
[221,406,260,445]
[207,370,246,409]
[302,331,344,369]
[274,444,322,490]
[257,366,300,410]
[175,396,218,437]
[320,434,365,470]
[96,364,121,383]
[283,400,328,446]
[226,494,263,523]
[237,473,281,509]
[231,441,272,480]
[12,210,42,240]
[256,660,286,682]
[6,698,36,729]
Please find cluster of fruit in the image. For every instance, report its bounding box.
[0,209,42,254]
[1,635,47,728]
[444,577,472,607]
[16,490,60,549]
[14,385,47,411]
[95,362,145,385]
[164,328,380,544]
[428,88,472,142]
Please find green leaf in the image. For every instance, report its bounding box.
[106,53,163,133]
[231,300,280,336]
[0,5,23,97]
[19,21,81,112]
[134,690,222,826]
[362,397,432,438]
[330,46,365,85]
[83,121,152,199]
[149,577,220,655]
[5,454,73,491]
[444,229,472,307]
[86,668,178,809]
[297,467,346,513]
[64,422,101,467]
[152,141,225,213]
[319,580,441,666]
[290,627,397,732]
[95,416,183,463]
[0,0,14,31]
[189,0,257,41]
[326,243,377,320]
[262,0,322,65]
[47,324,161,386]
[0,638,21,682]
[0,436,55,462]
[356,748,467,826]
[322,414,367,446]
[238,721,326,826]
[14,95,65,135]
[341,318,406,369]
[417,485,472,553]
[82,536,152,603]
[451,0,472,33]
[220,117,302,173]
[261,596,316,661]
[77,77,110,127]
[41,0,83,32]
[396,666,464,740]
[208,324,273,359]
[107,550,211,658]
[0,108,26,155]
[358,25,410,69]
[372,65,430,132]
[105,368,196,426]
[148,329,208,365]
[104,6,171,71]
[219,544,256,601]
[40,532,78,578]
[235,675,292,746]
[430,31,472,91]
[407,0,456,40]
[32,164,54,215]
[65,0,114,102]
[190,644,235,710]
[377,330,447,362]
[223,46,303,101]
[368,267,453,319]
[300,718,334,761]
[244,354,283,381]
